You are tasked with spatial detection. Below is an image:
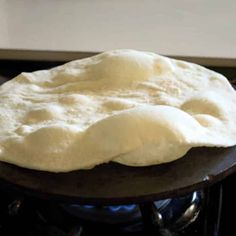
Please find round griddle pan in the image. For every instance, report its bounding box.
[0,63,236,206]
[0,146,236,205]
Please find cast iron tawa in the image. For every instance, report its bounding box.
[0,146,236,205]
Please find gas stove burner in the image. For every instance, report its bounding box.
[61,191,202,232]
[61,199,171,225]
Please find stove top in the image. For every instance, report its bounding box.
[0,180,232,236]
[0,189,204,236]
[0,60,235,236]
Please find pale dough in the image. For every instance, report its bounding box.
[0,49,235,172]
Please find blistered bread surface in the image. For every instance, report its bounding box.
[0,50,236,172]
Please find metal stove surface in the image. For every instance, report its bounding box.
[0,190,203,236]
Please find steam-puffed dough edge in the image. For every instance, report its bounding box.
[0,49,236,172]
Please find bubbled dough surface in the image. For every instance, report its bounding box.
[0,49,236,172]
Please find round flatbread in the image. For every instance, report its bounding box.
[0,49,235,172]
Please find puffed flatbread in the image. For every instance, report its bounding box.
[0,49,235,172]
